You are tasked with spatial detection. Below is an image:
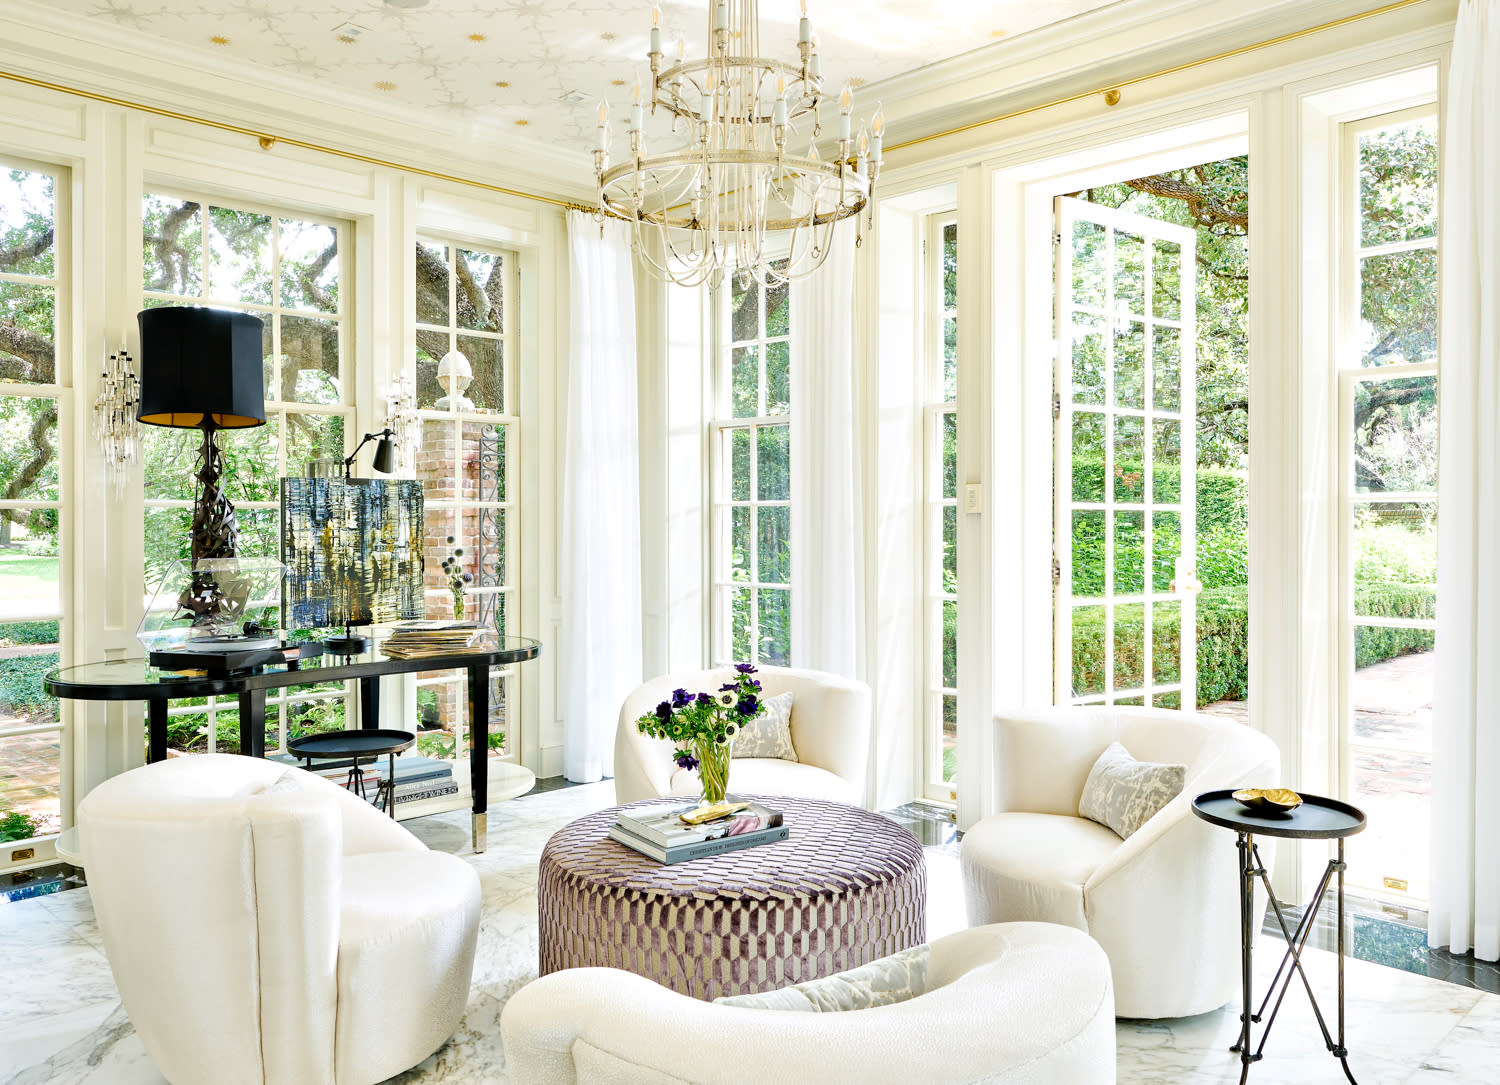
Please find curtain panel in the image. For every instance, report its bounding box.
[1430,0,1500,962]
[559,212,643,782]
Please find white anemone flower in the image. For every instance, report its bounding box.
[715,689,737,708]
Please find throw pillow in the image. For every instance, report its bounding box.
[730,690,798,761]
[1077,741,1186,839]
[714,945,929,1012]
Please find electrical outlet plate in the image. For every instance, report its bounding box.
[963,483,982,514]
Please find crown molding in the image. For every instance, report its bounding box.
[0,2,597,206]
[818,0,1453,156]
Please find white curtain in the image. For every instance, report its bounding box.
[1430,0,1500,962]
[790,225,864,679]
[560,211,642,782]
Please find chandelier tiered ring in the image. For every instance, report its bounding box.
[595,0,883,286]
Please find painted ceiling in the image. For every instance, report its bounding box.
[40,1,1121,152]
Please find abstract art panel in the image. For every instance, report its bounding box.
[281,478,425,630]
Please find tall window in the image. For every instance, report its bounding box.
[141,193,351,755]
[924,219,958,798]
[412,238,518,766]
[712,265,790,666]
[0,161,65,846]
[1339,108,1438,900]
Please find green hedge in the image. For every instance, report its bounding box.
[0,653,59,713]
[0,620,60,645]
[1072,582,1434,707]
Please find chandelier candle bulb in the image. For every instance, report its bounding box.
[798,0,810,45]
[715,0,727,31]
[650,6,661,54]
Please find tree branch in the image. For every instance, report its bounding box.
[2,402,57,524]
[0,324,55,383]
[0,228,54,271]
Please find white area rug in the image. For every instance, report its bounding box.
[0,781,1493,1083]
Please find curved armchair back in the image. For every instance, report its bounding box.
[501,922,1114,1084]
[615,666,872,805]
[990,706,1278,818]
[79,755,342,1085]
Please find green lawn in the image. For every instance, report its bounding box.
[0,551,59,620]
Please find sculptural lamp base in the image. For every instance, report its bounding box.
[191,420,240,564]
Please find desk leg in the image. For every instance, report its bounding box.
[238,689,266,758]
[148,699,167,763]
[468,663,488,853]
[1336,838,1355,1083]
[360,676,380,730]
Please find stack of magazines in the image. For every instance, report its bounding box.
[381,621,484,659]
[608,800,787,864]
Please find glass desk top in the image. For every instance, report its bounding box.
[46,634,542,700]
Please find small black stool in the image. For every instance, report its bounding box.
[288,729,416,818]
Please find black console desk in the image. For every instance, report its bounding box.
[46,634,541,852]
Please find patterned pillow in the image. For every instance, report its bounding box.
[714,945,929,1012]
[730,691,798,761]
[1078,741,1185,839]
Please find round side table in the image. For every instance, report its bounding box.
[288,729,415,818]
[538,796,927,1000]
[1192,790,1367,1085]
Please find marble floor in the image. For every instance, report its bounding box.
[1,781,1495,1084]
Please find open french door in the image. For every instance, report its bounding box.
[1054,196,1199,709]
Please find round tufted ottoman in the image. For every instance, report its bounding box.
[537,796,926,1000]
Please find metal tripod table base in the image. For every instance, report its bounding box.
[1191,789,1368,1085]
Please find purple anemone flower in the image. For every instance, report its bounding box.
[695,692,713,706]
[719,681,739,693]
[673,749,699,771]
[736,695,759,717]
[734,663,757,674]
[671,687,691,708]
[654,701,672,721]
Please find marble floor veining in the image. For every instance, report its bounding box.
[1,781,1496,1084]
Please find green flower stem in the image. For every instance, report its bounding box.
[694,737,731,805]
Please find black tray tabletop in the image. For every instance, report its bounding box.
[1192,789,1367,839]
[45,634,541,700]
[289,729,415,759]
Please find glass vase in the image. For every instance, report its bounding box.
[693,736,731,806]
[453,593,465,621]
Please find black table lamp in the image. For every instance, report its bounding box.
[137,307,266,563]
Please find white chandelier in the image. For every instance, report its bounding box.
[594,0,884,287]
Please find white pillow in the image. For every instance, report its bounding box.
[730,691,797,761]
[714,945,928,1012]
[1077,741,1185,839]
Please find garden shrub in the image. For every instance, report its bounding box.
[0,653,59,713]
[0,810,42,843]
[1071,583,1431,706]
[0,620,60,646]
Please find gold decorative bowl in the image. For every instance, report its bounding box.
[1233,787,1303,814]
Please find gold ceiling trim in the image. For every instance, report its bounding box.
[0,0,1435,208]
[885,0,1436,155]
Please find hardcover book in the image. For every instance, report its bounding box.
[615,800,783,848]
[607,821,789,864]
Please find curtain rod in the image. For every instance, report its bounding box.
[0,0,1434,202]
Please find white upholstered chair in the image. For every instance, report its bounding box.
[77,754,481,1085]
[961,706,1280,1020]
[614,665,872,807]
[501,922,1116,1084]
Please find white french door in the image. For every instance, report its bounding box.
[1054,197,1199,708]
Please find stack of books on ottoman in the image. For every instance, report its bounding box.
[608,800,787,864]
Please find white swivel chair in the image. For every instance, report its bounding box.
[614,665,872,807]
[77,754,481,1085]
[501,922,1116,1085]
[961,706,1280,1019]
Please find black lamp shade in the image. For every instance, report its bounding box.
[371,436,397,475]
[136,307,267,429]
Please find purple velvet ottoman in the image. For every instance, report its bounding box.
[537,796,927,1000]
